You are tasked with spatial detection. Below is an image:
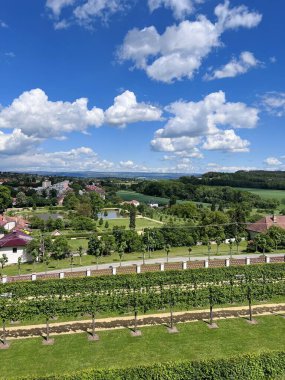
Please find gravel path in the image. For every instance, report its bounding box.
[4,303,285,340]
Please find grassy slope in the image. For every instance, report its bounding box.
[236,187,285,210]
[0,316,284,378]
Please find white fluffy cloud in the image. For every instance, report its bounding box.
[151,91,258,154]
[119,2,262,83]
[0,129,39,155]
[151,131,201,152]
[0,89,160,147]
[0,88,104,139]
[104,90,162,126]
[202,129,250,152]
[264,157,282,166]
[159,91,258,138]
[214,1,262,30]
[261,92,285,117]
[148,0,203,19]
[205,51,260,80]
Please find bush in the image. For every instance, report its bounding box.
[19,351,285,380]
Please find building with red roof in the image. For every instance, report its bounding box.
[85,185,106,199]
[0,230,33,264]
[246,215,285,239]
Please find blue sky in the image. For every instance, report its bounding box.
[0,0,284,173]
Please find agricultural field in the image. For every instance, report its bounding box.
[116,190,170,205]
[116,190,210,207]
[0,316,284,378]
[236,188,285,209]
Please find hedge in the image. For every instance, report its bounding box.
[17,351,285,380]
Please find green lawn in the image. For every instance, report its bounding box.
[1,242,248,276]
[101,217,163,230]
[0,316,284,378]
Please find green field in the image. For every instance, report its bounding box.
[237,188,285,205]
[116,190,170,205]
[101,216,163,230]
[0,316,284,378]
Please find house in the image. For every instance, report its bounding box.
[51,229,61,237]
[0,230,33,264]
[149,203,159,208]
[0,215,30,232]
[85,185,106,199]
[121,200,140,207]
[246,215,285,239]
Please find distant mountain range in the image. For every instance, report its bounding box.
[26,171,201,180]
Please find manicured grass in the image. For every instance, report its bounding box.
[0,316,284,378]
[1,242,248,276]
[101,217,163,230]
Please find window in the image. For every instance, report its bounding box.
[12,247,17,253]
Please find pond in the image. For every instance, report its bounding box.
[36,213,64,221]
[98,209,123,220]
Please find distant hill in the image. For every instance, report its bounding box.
[22,171,202,180]
[180,171,285,190]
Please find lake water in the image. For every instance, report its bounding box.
[98,209,122,220]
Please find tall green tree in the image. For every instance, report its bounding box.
[89,192,104,218]
[129,206,136,230]
[0,186,12,212]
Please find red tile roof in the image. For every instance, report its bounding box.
[86,185,105,194]
[0,230,32,248]
[247,215,285,233]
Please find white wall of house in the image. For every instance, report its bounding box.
[4,221,16,231]
[0,246,32,264]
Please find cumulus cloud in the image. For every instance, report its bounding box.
[105,90,162,126]
[0,89,160,143]
[261,92,285,117]
[202,129,250,152]
[205,51,260,80]
[264,157,282,166]
[159,91,258,138]
[148,0,204,19]
[151,91,258,154]
[0,129,40,155]
[119,2,262,83]
[151,132,201,152]
[214,1,262,30]
[0,88,104,139]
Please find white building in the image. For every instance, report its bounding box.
[0,231,33,264]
